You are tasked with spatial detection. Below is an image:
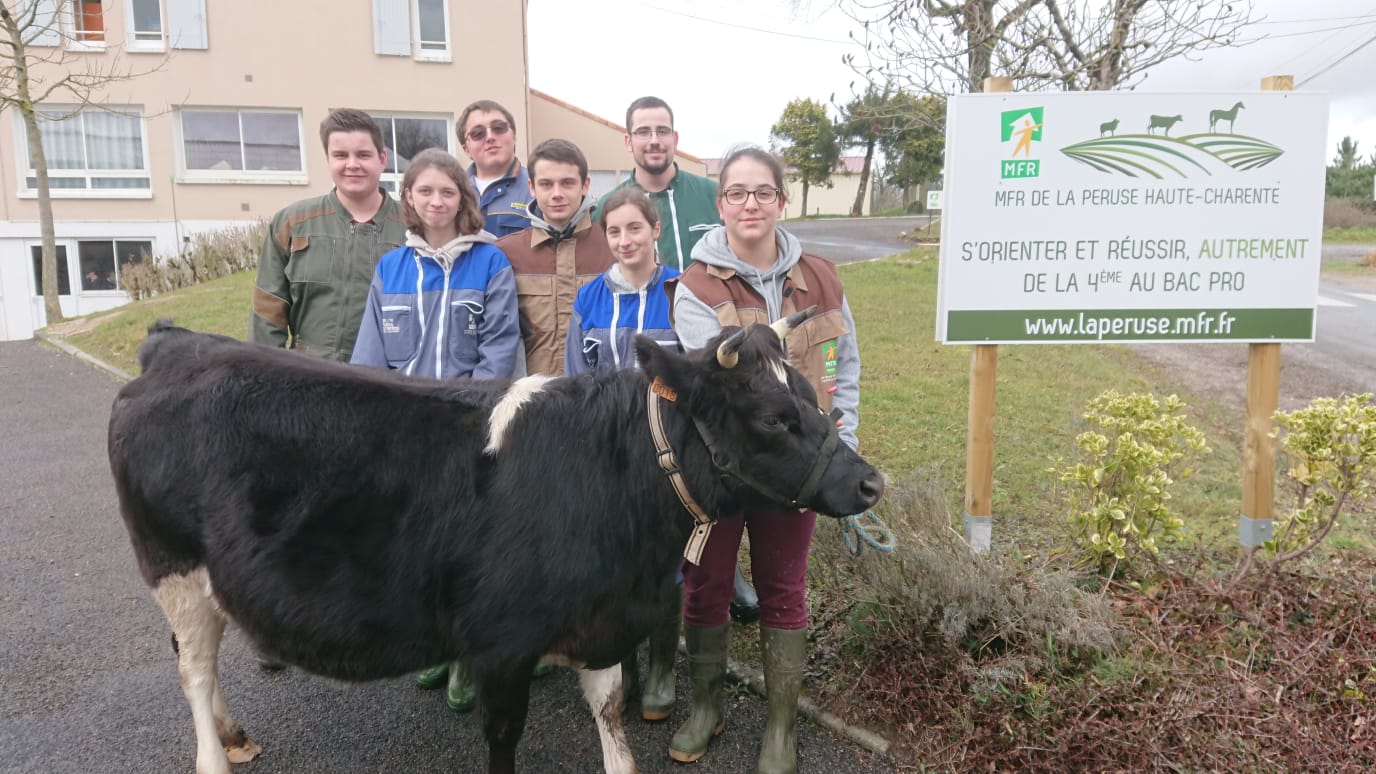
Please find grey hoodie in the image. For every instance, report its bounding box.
[673,226,862,450]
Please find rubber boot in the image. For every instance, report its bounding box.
[668,623,730,762]
[415,662,448,690]
[641,589,682,721]
[757,627,806,774]
[445,660,476,713]
[730,566,761,623]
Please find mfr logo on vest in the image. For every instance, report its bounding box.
[1001,107,1044,180]
[821,340,838,379]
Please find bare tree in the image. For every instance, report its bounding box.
[1,1,154,323]
[838,0,1256,95]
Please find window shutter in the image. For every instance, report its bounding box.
[18,0,61,47]
[167,0,208,50]
[373,0,411,57]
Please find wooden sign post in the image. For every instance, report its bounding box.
[962,76,1013,554]
[1238,74,1293,549]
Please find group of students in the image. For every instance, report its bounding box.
[248,96,861,774]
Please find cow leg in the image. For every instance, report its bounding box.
[577,666,637,774]
[479,668,532,774]
[153,568,259,774]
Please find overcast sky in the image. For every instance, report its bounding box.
[527,0,1376,165]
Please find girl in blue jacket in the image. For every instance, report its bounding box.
[564,187,680,376]
[352,148,520,381]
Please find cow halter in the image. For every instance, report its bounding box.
[646,306,841,565]
[647,378,715,564]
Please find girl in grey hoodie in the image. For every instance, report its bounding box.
[666,146,862,774]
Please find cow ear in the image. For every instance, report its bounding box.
[636,335,693,397]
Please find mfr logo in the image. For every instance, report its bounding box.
[1000,107,1044,179]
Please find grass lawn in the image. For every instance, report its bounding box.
[837,249,1243,549]
[56,270,255,375]
[1323,225,1376,244]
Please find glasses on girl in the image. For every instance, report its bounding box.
[720,187,781,206]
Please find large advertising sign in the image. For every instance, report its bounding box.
[936,92,1328,344]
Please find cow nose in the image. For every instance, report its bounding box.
[857,469,885,509]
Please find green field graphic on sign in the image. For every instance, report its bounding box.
[1061,134,1284,179]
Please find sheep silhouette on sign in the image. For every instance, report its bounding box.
[1209,101,1245,133]
[1099,118,1119,137]
[1147,114,1184,136]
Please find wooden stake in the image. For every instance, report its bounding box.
[961,76,1013,552]
[1239,75,1291,547]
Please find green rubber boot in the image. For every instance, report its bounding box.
[757,627,806,774]
[668,623,730,763]
[445,660,476,713]
[641,589,682,721]
[415,663,448,690]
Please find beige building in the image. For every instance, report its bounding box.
[0,0,704,341]
[703,155,872,220]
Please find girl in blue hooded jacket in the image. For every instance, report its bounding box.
[565,187,681,375]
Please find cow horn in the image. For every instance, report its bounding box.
[770,305,817,341]
[716,324,757,369]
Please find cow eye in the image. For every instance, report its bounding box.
[760,414,784,429]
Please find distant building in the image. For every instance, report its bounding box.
[0,2,703,341]
[703,155,871,220]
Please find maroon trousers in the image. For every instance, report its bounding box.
[682,508,818,631]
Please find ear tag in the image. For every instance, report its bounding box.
[651,377,678,402]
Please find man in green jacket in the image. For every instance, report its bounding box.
[598,96,719,272]
[251,108,407,361]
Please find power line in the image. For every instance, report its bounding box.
[1298,28,1376,87]
[1251,12,1376,25]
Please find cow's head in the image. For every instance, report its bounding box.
[635,311,884,518]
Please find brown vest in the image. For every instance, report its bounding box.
[496,211,613,376]
[669,253,849,412]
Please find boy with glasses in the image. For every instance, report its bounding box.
[598,96,719,272]
[457,100,532,238]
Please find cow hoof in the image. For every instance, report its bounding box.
[225,739,261,763]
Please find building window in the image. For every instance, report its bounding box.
[413,0,449,60]
[71,0,105,44]
[78,240,150,291]
[31,245,71,296]
[179,109,305,182]
[21,108,150,195]
[127,0,164,50]
[373,114,449,193]
[589,171,619,200]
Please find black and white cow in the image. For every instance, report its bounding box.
[108,316,883,774]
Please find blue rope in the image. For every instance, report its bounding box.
[839,511,896,556]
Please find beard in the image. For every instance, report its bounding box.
[638,150,673,177]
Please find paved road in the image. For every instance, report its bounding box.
[787,215,935,264]
[0,339,896,774]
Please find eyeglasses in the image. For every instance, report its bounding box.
[720,187,781,206]
[465,121,511,143]
[630,126,674,140]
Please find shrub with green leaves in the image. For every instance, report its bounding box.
[1264,393,1376,562]
[1053,391,1209,575]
